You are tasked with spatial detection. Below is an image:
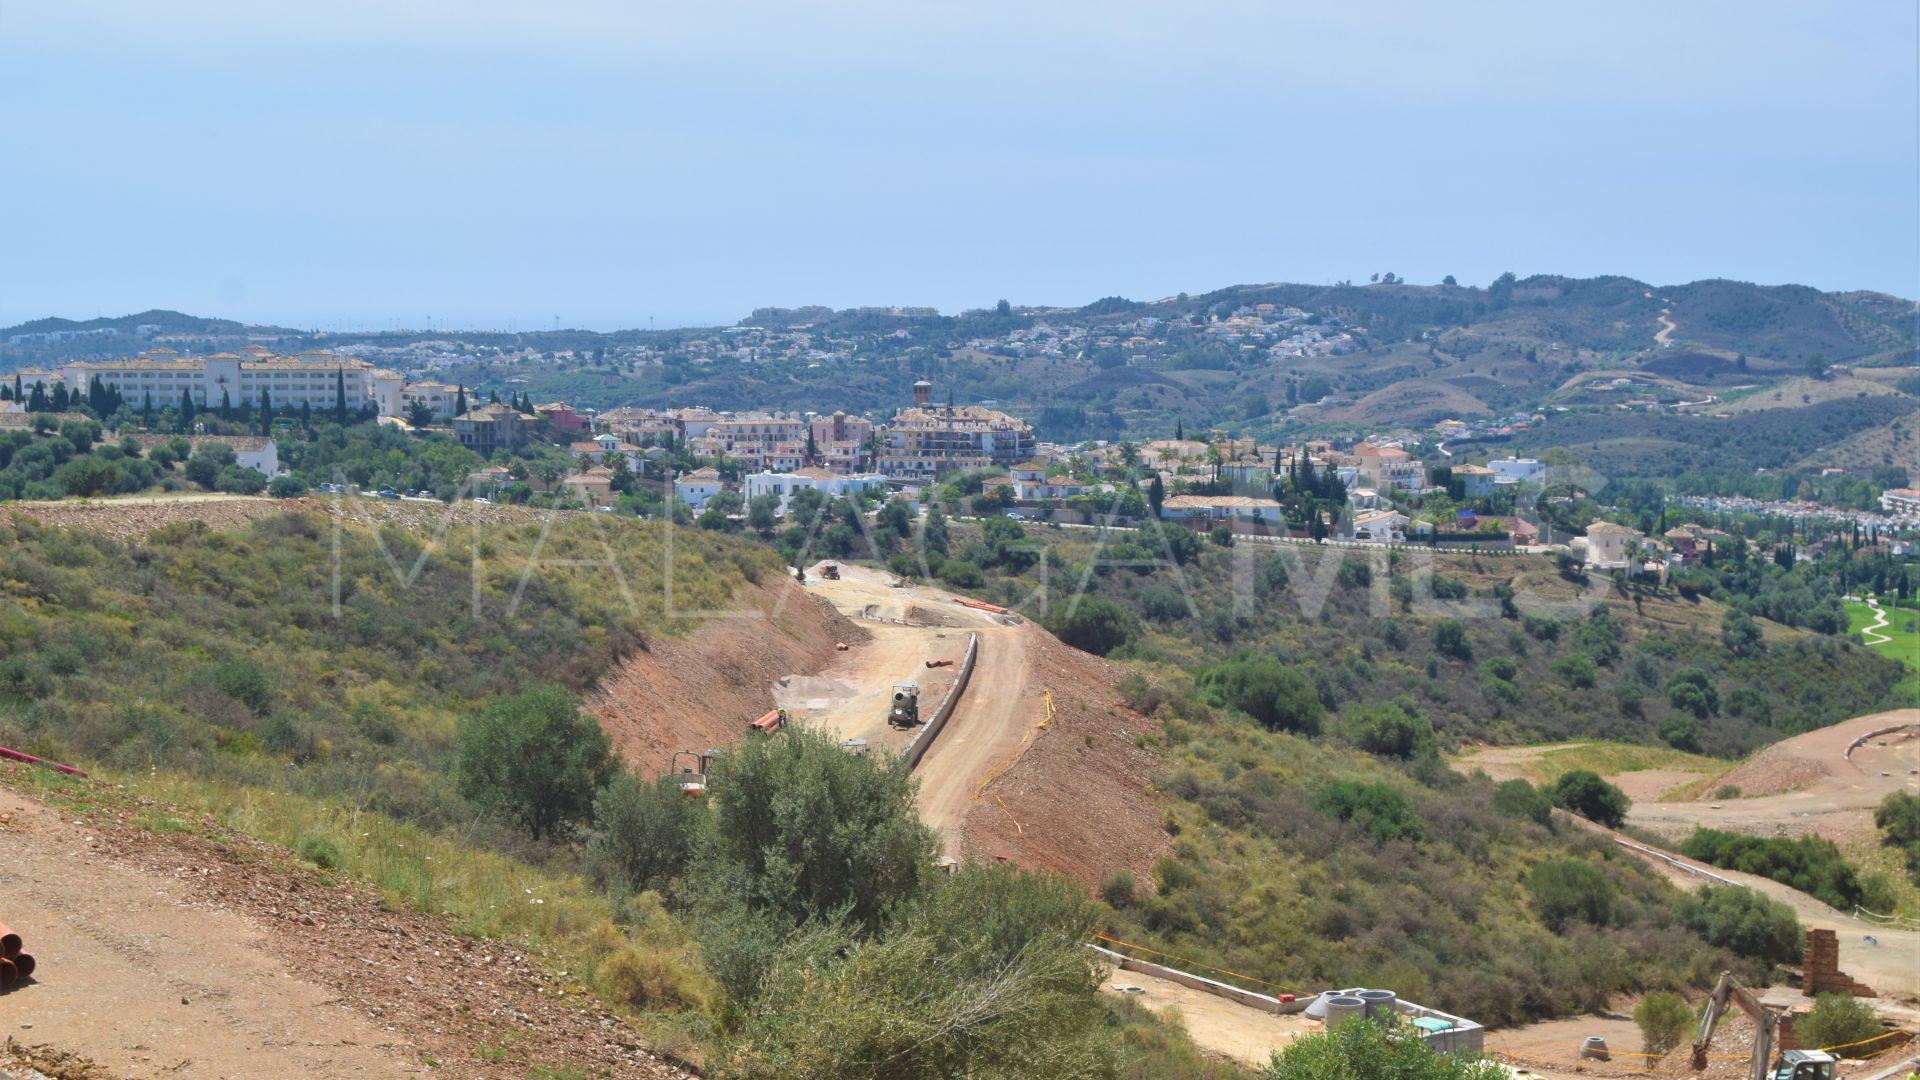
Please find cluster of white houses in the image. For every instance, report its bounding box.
[24,352,1659,557]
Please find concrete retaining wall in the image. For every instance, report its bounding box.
[1613,837,1738,887]
[1088,945,1287,1013]
[904,632,977,770]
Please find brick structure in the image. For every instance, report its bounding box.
[1802,928,1876,998]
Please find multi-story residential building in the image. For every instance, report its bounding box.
[402,380,463,421]
[453,403,530,456]
[1453,463,1497,497]
[876,385,1035,481]
[1581,521,1645,570]
[1489,457,1548,486]
[810,411,875,472]
[1880,488,1920,519]
[61,349,404,416]
[535,402,590,434]
[1352,443,1426,493]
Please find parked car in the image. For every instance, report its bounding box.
[378,488,400,499]
[472,497,492,505]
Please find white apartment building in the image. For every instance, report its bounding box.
[1489,457,1548,486]
[1881,488,1920,519]
[743,467,888,513]
[60,349,404,417]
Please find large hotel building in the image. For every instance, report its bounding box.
[55,346,404,416]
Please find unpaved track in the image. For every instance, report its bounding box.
[1862,596,1892,646]
[1592,814,1920,997]
[913,623,1039,857]
[797,565,1041,857]
[1628,709,1920,842]
[0,789,413,1079]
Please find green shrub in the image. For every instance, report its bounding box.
[1433,619,1472,661]
[589,769,703,893]
[1665,667,1720,718]
[202,659,276,718]
[452,686,615,841]
[599,943,710,1013]
[1658,713,1702,753]
[937,557,985,589]
[1098,869,1137,909]
[1197,656,1324,734]
[1044,596,1139,657]
[1491,779,1553,827]
[1526,859,1614,930]
[1678,829,1864,910]
[1682,886,1801,965]
[1259,1018,1507,1079]
[297,834,342,870]
[706,726,936,929]
[1549,770,1630,828]
[712,863,1114,1080]
[1632,990,1691,1059]
[1550,652,1597,689]
[1794,993,1883,1053]
[1341,700,1436,760]
[1315,778,1424,844]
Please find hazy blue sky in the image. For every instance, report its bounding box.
[5,1,1915,329]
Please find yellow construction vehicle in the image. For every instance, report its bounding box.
[1692,971,1836,1080]
[672,749,719,798]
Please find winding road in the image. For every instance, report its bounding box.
[1861,595,1892,646]
[794,564,1045,858]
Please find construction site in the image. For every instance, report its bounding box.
[0,499,1914,1078]
[607,558,1920,1078]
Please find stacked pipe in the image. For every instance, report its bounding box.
[0,922,32,990]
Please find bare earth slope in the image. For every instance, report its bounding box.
[0,775,688,1080]
[589,573,866,775]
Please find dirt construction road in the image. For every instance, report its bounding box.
[795,564,1046,857]
[0,788,413,1079]
[1628,709,1920,843]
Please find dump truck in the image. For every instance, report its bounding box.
[820,563,841,580]
[888,683,921,728]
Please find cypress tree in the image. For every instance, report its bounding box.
[143,391,154,428]
[455,386,468,417]
[334,367,347,425]
[178,389,195,432]
[51,382,69,411]
[259,389,274,435]
[219,388,232,421]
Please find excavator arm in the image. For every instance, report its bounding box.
[1692,971,1774,1080]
